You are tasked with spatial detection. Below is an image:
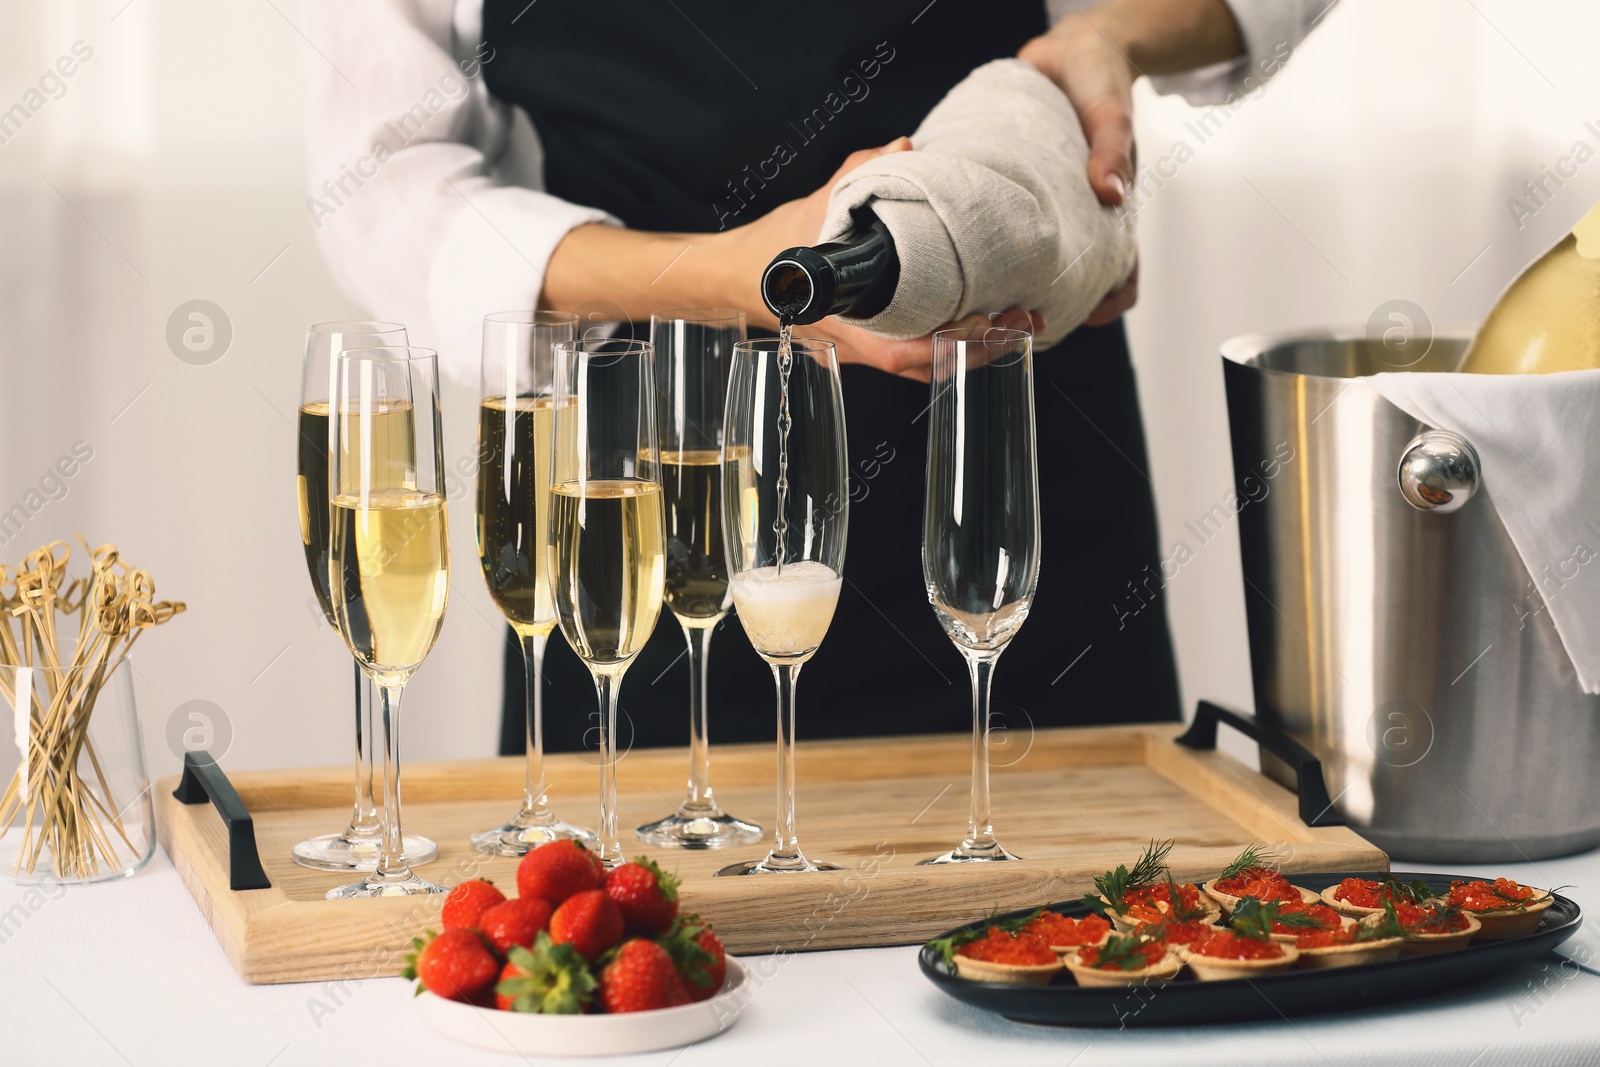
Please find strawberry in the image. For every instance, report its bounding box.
[401,928,499,1004]
[495,932,597,1013]
[516,839,603,906]
[549,888,625,961]
[441,878,506,930]
[478,896,555,956]
[660,914,725,1000]
[603,857,680,936]
[597,938,690,1014]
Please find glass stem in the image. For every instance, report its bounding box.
[375,681,411,880]
[518,631,551,824]
[767,661,803,868]
[349,660,380,837]
[681,623,716,813]
[592,670,622,865]
[963,650,1001,854]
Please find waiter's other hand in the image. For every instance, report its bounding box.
[1019,14,1137,209]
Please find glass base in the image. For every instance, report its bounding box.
[717,854,841,876]
[471,816,597,857]
[636,808,763,850]
[292,831,438,872]
[919,841,1022,865]
[325,870,446,899]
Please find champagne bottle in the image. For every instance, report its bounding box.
[1458,201,1600,373]
[761,208,900,326]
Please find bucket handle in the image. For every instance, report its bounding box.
[1176,701,1345,827]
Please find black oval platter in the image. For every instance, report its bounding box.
[918,871,1582,1028]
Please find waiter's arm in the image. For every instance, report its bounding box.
[1022,0,1337,206]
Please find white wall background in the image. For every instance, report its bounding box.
[1,0,1597,782]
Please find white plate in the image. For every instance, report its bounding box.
[418,958,747,1057]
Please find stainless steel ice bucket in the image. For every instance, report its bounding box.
[1223,329,1600,862]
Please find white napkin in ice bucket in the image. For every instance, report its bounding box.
[1367,368,1600,693]
[818,59,1136,347]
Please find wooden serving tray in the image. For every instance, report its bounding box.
[153,724,1387,985]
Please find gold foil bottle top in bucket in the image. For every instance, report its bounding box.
[1458,201,1600,374]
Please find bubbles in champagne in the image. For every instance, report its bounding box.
[774,323,794,575]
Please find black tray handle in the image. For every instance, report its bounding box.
[172,750,272,891]
[1176,701,1345,828]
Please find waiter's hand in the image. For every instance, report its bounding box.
[724,138,1042,380]
[1020,16,1137,210]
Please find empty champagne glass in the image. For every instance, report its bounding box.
[471,311,595,855]
[295,321,437,871]
[548,338,666,865]
[920,326,1040,863]
[637,309,762,850]
[717,336,848,876]
[326,346,450,898]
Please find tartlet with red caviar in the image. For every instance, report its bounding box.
[1446,878,1557,941]
[1021,910,1112,955]
[1394,899,1481,956]
[1290,903,1406,969]
[1201,846,1318,915]
[934,925,1064,985]
[1082,840,1221,931]
[1183,899,1300,980]
[1063,933,1184,988]
[1318,874,1438,919]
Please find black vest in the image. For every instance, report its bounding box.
[484,1,1181,753]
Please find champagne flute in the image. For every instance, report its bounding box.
[637,309,762,850]
[471,311,596,855]
[326,346,450,898]
[920,326,1040,863]
[717,336,848,876]
[548,337,666,865]
[294,321,437,871]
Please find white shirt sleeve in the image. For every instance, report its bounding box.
[1145,0,1336,104]
[296,0,616,384]
[1044,0,1335,106]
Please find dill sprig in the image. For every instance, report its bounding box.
[1162,869,1210,923]
[1356,899,1405,942]
[1087,933,1158,972]
[1226,898,1296,941]
[1216,844,1278,883]
[1377,873,1435,904]
[1079,839,1174,915]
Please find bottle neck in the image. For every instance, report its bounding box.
[761,210,900,326]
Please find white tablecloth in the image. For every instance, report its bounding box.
[2,847,1597,1066]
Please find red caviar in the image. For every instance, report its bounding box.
[1119,881,1207,923]
[1136,917,1212,949]
[1294,927,1362,950]
[1023,911,1110,947]
[1394,900,1471,934]
[1448,878,1541,912]
[1271,901,1341,935]
[1214,867,1301,903]
[1075,940,1167,971]
[955,927,1058,966]
[1330,878,1393,909]
[1190,929,1288,961]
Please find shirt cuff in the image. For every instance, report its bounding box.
[1147,0,1326,106]
[426,184,616,385]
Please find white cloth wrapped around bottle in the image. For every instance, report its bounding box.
[818,58,1136,347]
